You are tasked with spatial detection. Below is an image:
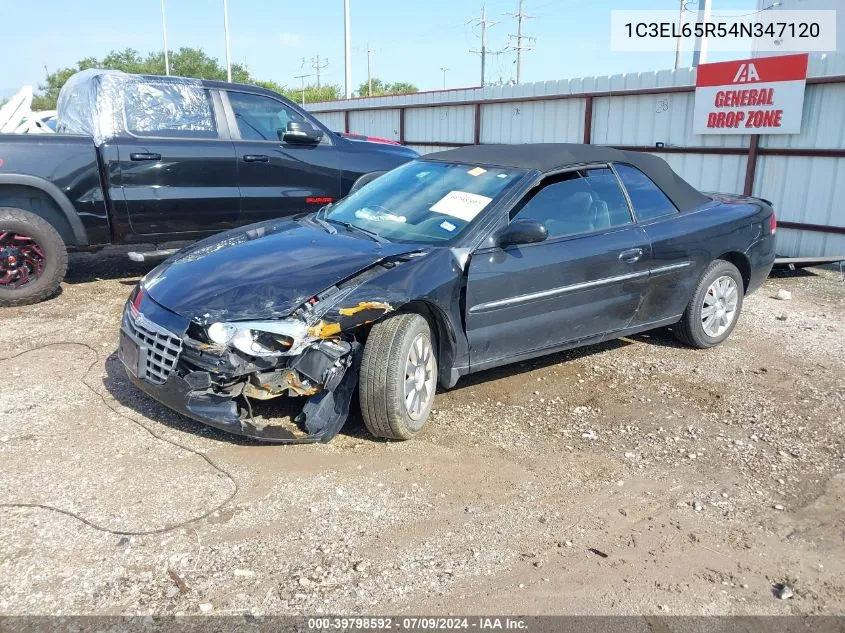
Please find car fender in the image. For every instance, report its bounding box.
[305,248,469,388]
[0,173,88,245]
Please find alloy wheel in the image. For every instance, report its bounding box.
[0,231,45,288]
[701,275,739,337]
[404,333,436,421]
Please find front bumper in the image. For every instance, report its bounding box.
[119,293,360,444]
[126,370,320,442]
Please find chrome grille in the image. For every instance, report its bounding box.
[124,308,183,385]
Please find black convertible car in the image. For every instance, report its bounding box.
[119,144,776,443]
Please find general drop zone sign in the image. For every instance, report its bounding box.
[693,53,809,135]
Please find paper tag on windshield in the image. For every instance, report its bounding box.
[467,167,487,177]
[430,191,492,222]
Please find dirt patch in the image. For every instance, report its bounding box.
[0,252,843,615]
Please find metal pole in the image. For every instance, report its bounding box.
[161,0,170,75]
[367,44,373,96]
[515,0,523,84]
[344,0,352,99]
[223,0,233,82]
[692,0,712,67]
[295,74,309,106]
[480,4,487,86]
[440,67,448,89]
[674,0,684,70]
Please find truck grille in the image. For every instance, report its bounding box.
[125,308,183,385]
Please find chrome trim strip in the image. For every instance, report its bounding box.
[468,261,693,314]
[469,270,650,313]
[650,261,692,274]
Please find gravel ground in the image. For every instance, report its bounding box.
[0,249,843,616]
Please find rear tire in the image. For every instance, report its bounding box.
[0,207,68,307]
[359,313,437,440]
[673,260,744,349]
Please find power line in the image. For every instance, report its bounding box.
[308,54,329,90]
[505,0,535,84]
[468,4,501,86]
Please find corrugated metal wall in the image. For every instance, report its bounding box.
[308,54,845,258]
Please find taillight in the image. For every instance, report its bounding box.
[769,212,777,235]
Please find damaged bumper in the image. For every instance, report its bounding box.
[117,292,365,444]
[123,362,360,443]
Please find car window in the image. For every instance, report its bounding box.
[511,168,633,238]
[124,82,217,139]
[228,92,307,141]
[615,163,678,221]
[325,160,526,244]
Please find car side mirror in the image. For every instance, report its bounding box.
[281,120,324,144]
[495,219,548,247]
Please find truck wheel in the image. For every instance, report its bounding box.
[673,260,744,349]
[0,207,68,307]
[359,313,437,440]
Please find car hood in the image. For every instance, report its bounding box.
[142,218,421,322]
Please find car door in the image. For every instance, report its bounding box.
[224,90,341,225]
[464,166,652,371]
[114,81,240,237]
[614,163,711,325]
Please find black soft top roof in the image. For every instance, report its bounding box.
[424,143,710,212]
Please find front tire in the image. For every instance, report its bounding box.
[673,260,744,349]
[359,313,437,440]
[0,207,68,307]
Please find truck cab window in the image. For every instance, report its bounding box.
[124,82,217,138]
[228,92,307,141]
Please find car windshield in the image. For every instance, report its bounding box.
[324,160,526,244]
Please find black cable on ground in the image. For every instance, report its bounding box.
[0,341,239,536]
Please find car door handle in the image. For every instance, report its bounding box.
[129,152,161,161]
[243,154,269,163]
[618,248,644,264]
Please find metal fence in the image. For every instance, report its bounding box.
[308,54,845,258]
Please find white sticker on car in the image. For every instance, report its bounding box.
[430,191,493,222]
[467,167,487,177]
[440,220,457,232]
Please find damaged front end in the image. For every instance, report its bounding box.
[118,277,396,443]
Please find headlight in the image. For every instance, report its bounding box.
[205,319,310,357]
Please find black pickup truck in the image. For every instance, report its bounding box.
[0,69,417,306]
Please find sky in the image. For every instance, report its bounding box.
[0,0,758,100]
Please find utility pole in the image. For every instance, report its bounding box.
[294,73,311,106]
[344,0,352,99]
[310,54,329,89]
[367,43,374,96]
[161,0,170,76]
[692,0,713,67]
[223,0,232,82]
[674,0,684,70]
[440,67,449,89]
[506,0,535,84]
[469,4,499,86]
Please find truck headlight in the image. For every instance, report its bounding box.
[206,320,310,357]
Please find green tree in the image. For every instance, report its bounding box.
[255,80,341,105]
[32,56,98,110]
[386,81,418,95]
[31,47,253,110]
[355,78,418,98]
